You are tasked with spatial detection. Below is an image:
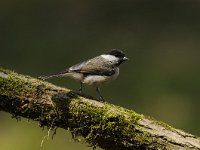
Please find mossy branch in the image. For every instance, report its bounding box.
[0,68,200,150]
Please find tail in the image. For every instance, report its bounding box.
[38,70,69,80]
[38,74,61,80]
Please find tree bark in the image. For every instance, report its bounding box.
[0,68,200,150]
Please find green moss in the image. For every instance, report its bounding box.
[0,69,49,101]
[0,68,13,74]
[0,70,34,98]
[68,99,151,149]
[0,69,58,126]
[0,68,156,149]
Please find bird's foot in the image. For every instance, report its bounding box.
[78,82,83,94]
[98,96,105,102]
[78,88,82,94]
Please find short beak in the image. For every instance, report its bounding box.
[123,57,128,61]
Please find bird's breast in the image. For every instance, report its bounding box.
[83,68,119,86]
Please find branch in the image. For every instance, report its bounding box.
[0,68,200,150]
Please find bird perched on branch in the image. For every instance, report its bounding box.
[39,49,128,101]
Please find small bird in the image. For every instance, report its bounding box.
[39,49,128,101]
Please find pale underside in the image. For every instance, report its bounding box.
[65,68,119,86]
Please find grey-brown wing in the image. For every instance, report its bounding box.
[68,56,115,76]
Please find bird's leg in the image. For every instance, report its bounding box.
[96,87,105,101]
[78,82,83,93]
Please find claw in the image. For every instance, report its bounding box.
[78,82,83,93]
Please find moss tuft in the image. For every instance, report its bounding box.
[67,99,152,149]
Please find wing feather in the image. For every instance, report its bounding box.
[68,56,115,76]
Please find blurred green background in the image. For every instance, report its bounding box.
[1,0,200,149]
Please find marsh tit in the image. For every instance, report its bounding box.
[39,49,128,101]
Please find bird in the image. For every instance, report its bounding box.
[39,49,128,101]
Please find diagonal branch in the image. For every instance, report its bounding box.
[0,68,200,150]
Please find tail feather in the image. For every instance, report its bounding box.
[38,74,60,80]
[38,70,69,80]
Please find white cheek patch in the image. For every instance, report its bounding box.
[101,54,118,61]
